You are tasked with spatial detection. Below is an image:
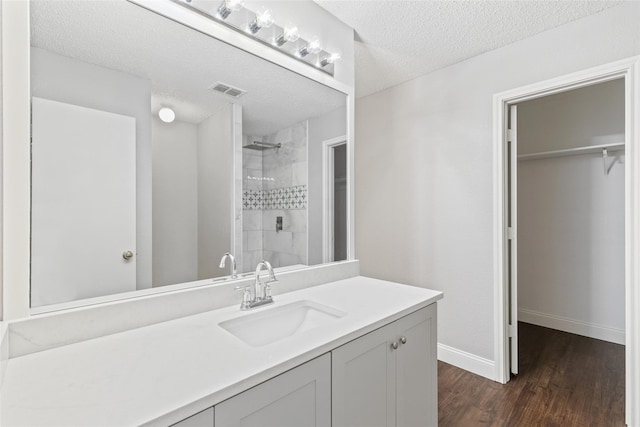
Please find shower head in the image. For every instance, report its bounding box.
[242,141,282,151]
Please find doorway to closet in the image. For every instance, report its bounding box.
[493,56,640,426]
[515,79,625,349]
[509,80,626,420]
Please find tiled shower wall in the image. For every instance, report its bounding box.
[242,121,308,272]
[242,142,264,272]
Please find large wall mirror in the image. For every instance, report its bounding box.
[29,0,348,309]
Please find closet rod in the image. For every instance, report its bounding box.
[518,142,625,161]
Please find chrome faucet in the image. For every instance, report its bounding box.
[235,260,277,310]
[219,252,238,279]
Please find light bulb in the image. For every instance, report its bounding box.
[299,38,321,57]
[275,26,299,46]
[256,9,274,28]
[320,52,341,67]
[249,9,274,34]
[308,39,321,54]
[217,0,243,19]
[158,107,175,123]
[284,26,300,42]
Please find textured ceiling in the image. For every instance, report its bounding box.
[316,0,622,98]
[30,1,346,135]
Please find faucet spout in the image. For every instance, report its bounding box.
[236,260,276,310]
[219,252,237,279]
[254,260,275,280]
[235,260,277,310]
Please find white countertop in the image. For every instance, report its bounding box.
[1,276,442,426]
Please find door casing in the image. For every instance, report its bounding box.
[322,136,347,263]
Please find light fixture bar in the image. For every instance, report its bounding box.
[174,0,339,76]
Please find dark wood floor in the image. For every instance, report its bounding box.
[438,322,625,426]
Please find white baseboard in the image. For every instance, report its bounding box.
[437,343,495,380]
[518,308,625,345]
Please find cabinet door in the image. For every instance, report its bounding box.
[332,322,396,427]
[172,407,214,427]
[214,354,330,427]
[395,305,437,427]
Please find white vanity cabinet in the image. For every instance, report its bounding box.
[1,276,443,427]
[214,353,331,427]
[332,305,438,427]
[172,305,437,427]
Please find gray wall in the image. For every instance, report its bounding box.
[355,2,640,363]
[308,106,347,265]
[197,107,232,279]
[517,80,625,342]
[152,118,198,287]
[152,108,233,286]
[31,47,152,289]
[518,80,625,154]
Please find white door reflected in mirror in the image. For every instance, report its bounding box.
[31,97,137,306]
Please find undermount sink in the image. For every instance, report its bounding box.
[219,300,347,347]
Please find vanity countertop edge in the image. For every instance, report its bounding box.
[1,276,443,426]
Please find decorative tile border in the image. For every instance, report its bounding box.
[243,185,307,210]
[243,189,264,210]
[266,185,307,210]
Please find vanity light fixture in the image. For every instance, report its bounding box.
[248,9,274,34]
[298,38,321,58]
[217,0,243,20]
[178,0,340,75]
[275,26,299,46]
[319,52,341,67]
[158,107,176,123]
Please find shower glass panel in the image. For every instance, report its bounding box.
[241,122,308,273]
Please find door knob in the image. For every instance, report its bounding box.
[400,336,407,345]
[122,250,134,260]
[391,341,399,350]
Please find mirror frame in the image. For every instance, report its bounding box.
[1,0,355,319]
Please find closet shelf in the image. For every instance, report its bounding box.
[518,142,625,161]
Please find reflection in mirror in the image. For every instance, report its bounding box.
[29,0,347,308]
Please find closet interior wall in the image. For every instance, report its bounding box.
[517,79,625,344]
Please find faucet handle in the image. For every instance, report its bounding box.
[263,274,278,300]
[234,284,251,306]
[234,284,250,294]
